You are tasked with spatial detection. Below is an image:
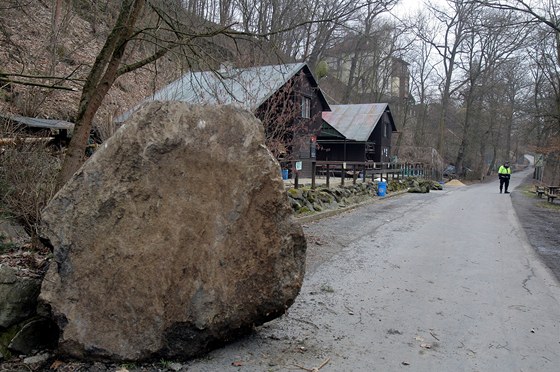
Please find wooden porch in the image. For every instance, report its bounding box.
[284,160,435,189]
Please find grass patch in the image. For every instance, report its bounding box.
[519,184,560,211]
[520,184,538,197]
[296,206,313,215]
[538,201,560,211]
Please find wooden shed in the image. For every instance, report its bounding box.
[317,103,397,163]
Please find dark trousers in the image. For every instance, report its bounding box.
[499,177,509,192]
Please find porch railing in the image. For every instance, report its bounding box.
[288,160,434,189]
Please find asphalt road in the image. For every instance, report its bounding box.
[184,168,560,371]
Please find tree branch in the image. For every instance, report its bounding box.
[0,77,78,91]
[470,0,560,33]
[1,72,86,82]
[117,43,177,76]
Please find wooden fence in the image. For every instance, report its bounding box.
[288,160,435,189]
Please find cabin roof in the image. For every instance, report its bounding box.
[1,115,74,130]
[117,63,330,122]
[321,103,396,142]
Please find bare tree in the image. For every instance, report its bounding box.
[472,0,560,183]
[419,0,479,159]
[403,11,439,149]
[0,120,59,239]
[232,0,377,68]
[254,74,321,161]
[56,0,150,188]
[339,4,400,102]
[454,8,529,175]
[470,0,560,33]
[525,29,560,154]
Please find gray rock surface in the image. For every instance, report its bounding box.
[406,178,441,193]
[287,184,376,214]
[0,221,30,246]
[39,102,306,361]
[22,352,51,365]
[0,265,41,328]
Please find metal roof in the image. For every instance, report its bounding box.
[0,115,74,130]
[320,121,345,139]
[321,103,394,142]
[117,62,329,122]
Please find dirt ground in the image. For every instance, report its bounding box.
[510,174,560,283]
[2,171,559,372]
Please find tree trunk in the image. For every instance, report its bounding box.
[455,93,475,176]
[55,0,146,191]
[479,131,488,180]
[487,147,497,176]
[393,101,410,157]
[437,94,449,158]
[342,54,359,103]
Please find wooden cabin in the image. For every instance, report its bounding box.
[317,103,397,163]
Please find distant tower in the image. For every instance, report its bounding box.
[391,57,410,101]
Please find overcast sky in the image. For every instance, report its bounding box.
[393,0,426,16]
[392,0,449,17]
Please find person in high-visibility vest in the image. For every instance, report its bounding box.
[498,161,512,194]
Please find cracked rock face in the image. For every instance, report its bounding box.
[39,102,306,362]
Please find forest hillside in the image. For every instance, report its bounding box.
[0,1,287,134]
[1,2,153,126]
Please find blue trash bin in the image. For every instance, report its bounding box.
[282,169,289,180]
[377,181,387,197]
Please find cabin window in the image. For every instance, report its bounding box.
[302,96,311,118]
[383,122,388,137]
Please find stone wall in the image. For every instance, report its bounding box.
[287,178,442,215]
[287,183,376,214]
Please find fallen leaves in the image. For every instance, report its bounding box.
[0,248,50,277]
[50,360,65,370]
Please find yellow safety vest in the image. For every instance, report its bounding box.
[498,165,511,175]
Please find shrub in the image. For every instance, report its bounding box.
[0,122,60,244]
[0,233,17,253]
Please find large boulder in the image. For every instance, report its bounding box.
[39,102,306,361]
